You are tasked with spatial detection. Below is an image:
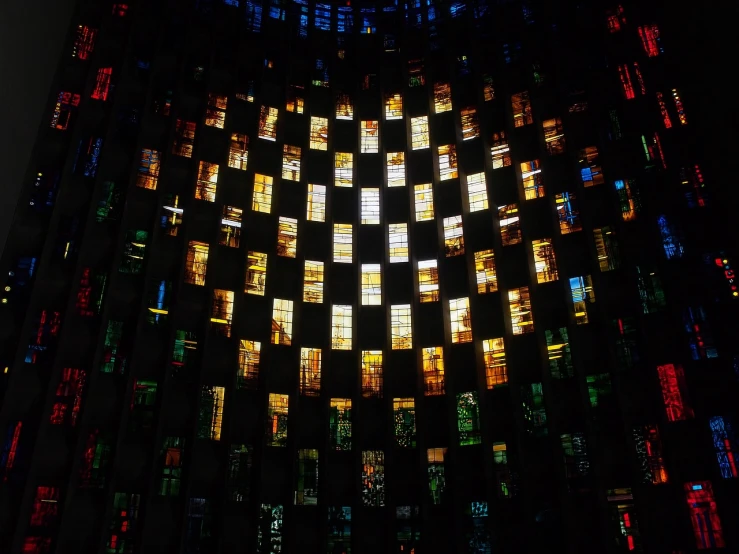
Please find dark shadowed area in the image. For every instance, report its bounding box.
[0,0,78,257]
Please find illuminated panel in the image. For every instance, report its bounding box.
[672,89,687,125]
[607,488,642,552]
[521,160,543,199]
[638,25,661,57]
[422,347,444,396]
[656,92,672,129]
[618,64,635,100]
[656,364,693,422]
[299,348,321,396]
[633,424,668,484]
[709,416,738,479]
[482,338,507,388]
[684,481,725,549]
[509,287,533,335]
[361,351,383,397]
[449,297,472,344]
[195,161,219,202]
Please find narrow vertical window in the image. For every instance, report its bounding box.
[310,117,329,150]
[555,192,581,234]
[219,206,242,248]
[281,145,301,181]
[387,152,407,188]
[656,92,673,129]
[593,227,620,271]
[195,161,219,202]
[449,298,472,344]
[91,68,113,101]
[474,250,497,293]
[411,116,429,150]
[185,241,209,286]
[331,305,352,350]
[210,290,234,337]
[466,173,488,212]
[438,145,458,180]
[433,82,452,113]
[414,183,434,221]
[443,216,464,257]
[657,363,693,421]
[532,239,558,283]
[579,146,604,187]
[499,204,521,245]
[422,347,445,395]
[136,149,161,190]
[391,305,412,350]
[521,160,544,199]
[228,133,249,169]
[299,348,321,396]
[385,93,403,119]
[252,174,273,213]
[418,260,439,302]
[257,504,283,552]
[522,383,547,435]
[361,264,382,306]
[482,338,507,388]
[614,179,641,221]
[672,89,687,125]
[394,399,416,447]
[545,328,573,379]
[543,118,566,154]
[258,106,278,140]
[303,260,324,303]
[306,184,326,222]
[286,86,305,113]
[457,392,481,445]
[277,217,298,258]
[173,119,196,157]
[360,120,379,153]
[709,417,738,479]
[509,287,534,334]
[683,306,718,360]
[633,425,668,484]
[267,394,289,446]
[560,432,590,490]
[157,437,185,495]
[361,351,383,398]
[73,25,97,60]
[638,24,661,57]
[205,94,227,128]
[238,340,260,389]
[569,276,595,325]
[684,482,725,549]
[335,153,353,187]
[197,386,225,440]
[636,266,666,314]
[361,451,385,506]
[271,299,294,346]
[427,448,447,504]
[333,224,353,263]
[336,93,353,120]
[511,91,532,126]
[618,64,635,99]
[295,449,319,506]
[482,75,495,100]
[329,399,352,450]
[361,189,380,224]
[490,131,511,168]
[389,224,409,262]
[657,216,684,260]
[460,107,479,140]
[49,368,86,427]
[245,251,267,296]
